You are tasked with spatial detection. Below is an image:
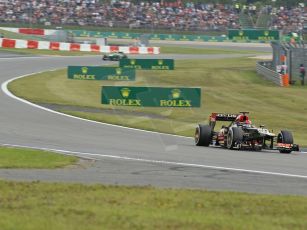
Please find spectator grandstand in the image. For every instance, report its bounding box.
[0,0,241,31]
[0,0,305,34]
[270,5,306,33]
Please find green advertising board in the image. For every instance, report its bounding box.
[106,32,119,39]
[66,29,227,42]
[147,33,227,42]
[101,86,201,107]
[67,66,135,81]
[228,29,279,41]
[281,32,301,42]
[119,59,174,70]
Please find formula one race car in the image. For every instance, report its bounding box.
[195,112,299,153]
[102,52,127,61]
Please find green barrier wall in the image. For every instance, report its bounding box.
[66,30,227,42]
[67,29,281,42]
[228,29,279,42]
[101,86,201,107]
[67,66,136,81]
[119,59,174,70]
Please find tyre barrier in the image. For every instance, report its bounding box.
[0,38,160,54]
[0,27,56,36]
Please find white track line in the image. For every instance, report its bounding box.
[3,72,306,152]
[0,55,101,61]
[1,72,192,139]
[1,70,307,180]
[0,56,41,60]
[1,143,307,179]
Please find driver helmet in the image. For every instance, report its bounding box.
[236,114,252,124]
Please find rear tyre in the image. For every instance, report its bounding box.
[195,125,212,146]
[277,130,293,154]
[226,127,243,149]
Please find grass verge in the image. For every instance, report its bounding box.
[0,146,77,168]
[0,29,47,41]
[0,180,306,230]
[159,45,262,54]
[0,47,101,56]
[0,45,261,56]
[8,57,307,146]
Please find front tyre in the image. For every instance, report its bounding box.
[277,130,293,154]
[195,125,212,146]
[226,127,243,149]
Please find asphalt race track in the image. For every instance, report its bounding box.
[0,50,307,196]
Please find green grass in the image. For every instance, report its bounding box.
[0,180,306,230]
[0,47,102,56]
[0,146,77,168]
[0,28,47,41]
[8,57,307,146]
[159,46,261,54]
[105,41,261,54]
[0,45,261,57]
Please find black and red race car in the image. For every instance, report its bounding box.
[195,112,299,153]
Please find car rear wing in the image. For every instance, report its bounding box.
[209,113,239,122]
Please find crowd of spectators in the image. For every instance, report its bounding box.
[0,0,240,31]
[270,6,306,33]
[0,0,305,32]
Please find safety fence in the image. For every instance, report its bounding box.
[271,41,306,84]
[0,38,160,54]
[0,27,282,43]
[256,61,287,86]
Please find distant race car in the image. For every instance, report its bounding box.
[102,52,127,61]
[195,112,299,153]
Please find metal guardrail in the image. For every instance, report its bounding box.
[256,61,282,86]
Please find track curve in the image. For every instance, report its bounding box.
[0,53,307,195]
